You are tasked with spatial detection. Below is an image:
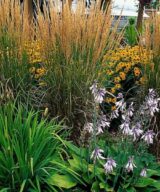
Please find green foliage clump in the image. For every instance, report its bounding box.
[0,103,67,191]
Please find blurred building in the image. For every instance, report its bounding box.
[111,0,149,30]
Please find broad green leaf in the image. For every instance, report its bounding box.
[134,177,154,188]
[68,154,88,172]
[123,182,131,189]
[147,169,160,177]
[91,181,99,192]
[47,174,77,189]
[0,189,10,192]
[142,187,160,192]
[88,164,104,174]
[126,187,136,192]
[99,182,114,191]
[82,173,91,184]
[64,141,87,158]
[151,180,160,189]
[117,187,124,192]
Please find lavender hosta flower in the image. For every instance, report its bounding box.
[141,130,155,145]
[90,81,106,104]
[83,123,93,134]
[131,123,143,141]
[111,109,119,119]
[140,168,147,177]
[126,102,134,118]
[117,93,123,99]
[125,156,136,172]
[96,125,104,135]
[90,81,98,95]
[96,115,110,135]
[141,89,160,117]
[115,93,126,111]
[116,98,125,111]
[120,120,132,135]
[148,89,157,98]
[104,158,117,174]
[98,114,110,128]
[146,98,159,116]
[91,148,105,163]
[94,88,106,103]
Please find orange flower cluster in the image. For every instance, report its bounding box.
[23,40,47,86]
[23,40,44,64]
[102,46,152,110]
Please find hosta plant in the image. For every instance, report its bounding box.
[57,140,160,192]
[70,82,160,192]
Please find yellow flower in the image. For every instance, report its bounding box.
[106,69,114,76]
[108,62,115,67]
[31,58,43,64]
[116,62,125,72]
[114,77,121,83]
[36,67,46,75]
[119,72,126,81]
[111,97,117,103]
[111,87,116,94]
[134,67,141,76]
[115,83,121,89]
[105,97,112,103]
[111,105,116,111]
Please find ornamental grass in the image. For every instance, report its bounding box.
[143,13,160,158]
[144,14,160,93]
[0,0,123,133]
[34,1,122,125]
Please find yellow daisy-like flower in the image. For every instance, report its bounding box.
[36,67,46,75]
[119,72,126,81]
[134,67,141,77]
[111,97,117,103]
[111,105,116,111]
[115,83,121,89]
[111,87,116,94]
[106,69,114,76]
[31,58,43,64]
[116,62,125,72]
[105,97,112,103]
[114,77,121,83]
